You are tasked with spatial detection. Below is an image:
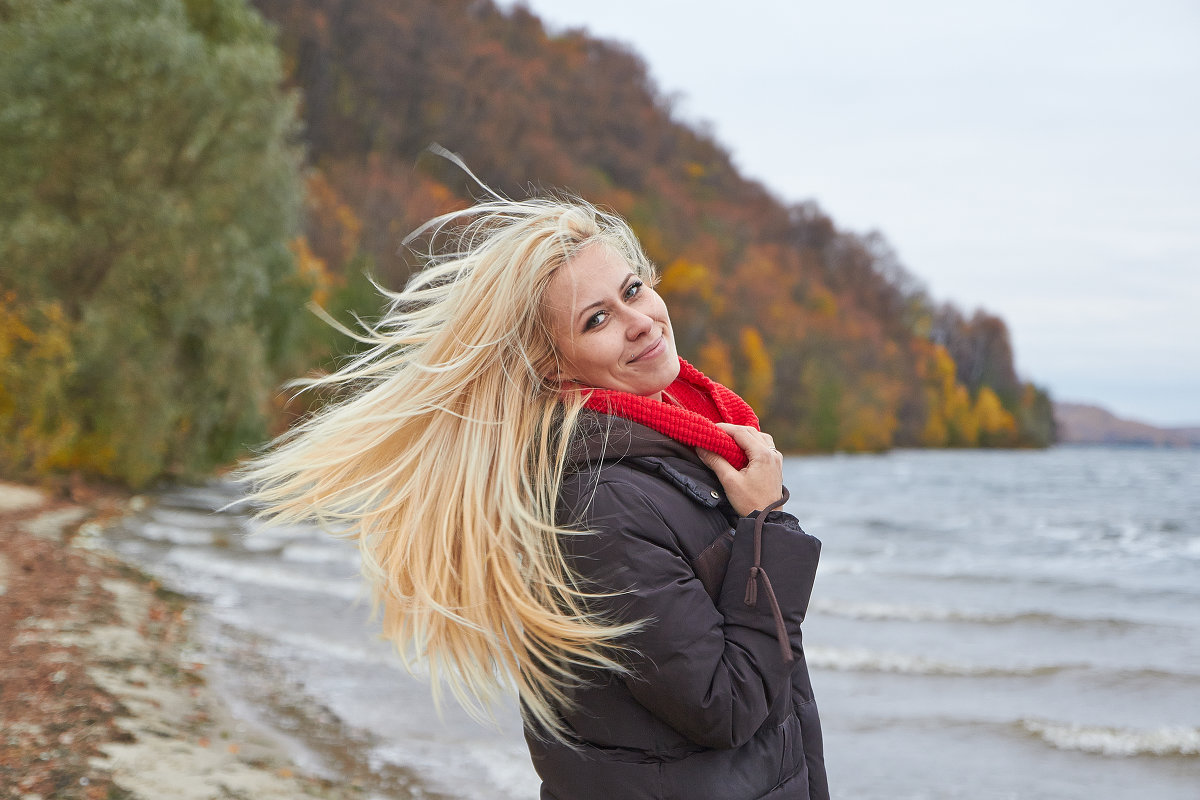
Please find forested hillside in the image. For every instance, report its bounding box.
[252,0,1055,450]
[0,0,312,488]
[0,0,1054,490]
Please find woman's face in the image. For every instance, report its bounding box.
[543,244,680,399]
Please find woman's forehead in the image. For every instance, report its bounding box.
[551,246,631,294]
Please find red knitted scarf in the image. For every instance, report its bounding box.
[580,358,759,469]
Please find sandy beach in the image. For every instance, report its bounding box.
[0,481,367,800]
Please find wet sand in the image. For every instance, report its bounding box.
[0,481,368,800]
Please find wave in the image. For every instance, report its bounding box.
[809,598,1143,631]
[281,542,360,566]
[814,560,868,576]
[806,646,1200,686]
[238,521,326,552]
[816,563,1200,608]
[164,549,364,601]
[265,629,409,669]
[155,485,250,514]
[138,522,226,547]
[804,646,1082,678]
[1019,719,1200,758]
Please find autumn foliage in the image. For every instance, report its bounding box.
[0,0,1054,489]
[251,0,1055,451]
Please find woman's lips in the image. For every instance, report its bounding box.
[630,336,666,364]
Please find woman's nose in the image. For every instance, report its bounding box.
[625,308,655,339]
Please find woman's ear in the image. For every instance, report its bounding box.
[542,353,575,384]
[541,371,581,395]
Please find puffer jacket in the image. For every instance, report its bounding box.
[526,413,828,800]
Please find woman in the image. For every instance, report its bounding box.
[243,184,828,799]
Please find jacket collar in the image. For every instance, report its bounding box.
[566,412,724,510]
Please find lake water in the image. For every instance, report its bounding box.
[103,447,1200,799]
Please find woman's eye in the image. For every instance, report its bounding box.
[585,310,608,330]
[624,281,643,300]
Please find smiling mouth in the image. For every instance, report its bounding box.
[629,336,666,364]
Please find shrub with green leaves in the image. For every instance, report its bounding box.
[0,0,310,487]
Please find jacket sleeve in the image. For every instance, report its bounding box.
[562,477,821,750]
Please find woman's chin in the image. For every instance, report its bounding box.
[639,360,681,398]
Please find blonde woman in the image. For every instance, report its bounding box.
[244,180,828,799]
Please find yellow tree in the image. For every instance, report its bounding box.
[974,386,1019,447]
[738,326,774,413]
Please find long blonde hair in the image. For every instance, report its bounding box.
[240,186,658,738]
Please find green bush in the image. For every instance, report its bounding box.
[0,0,309,487]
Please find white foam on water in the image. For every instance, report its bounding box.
[811,598,956,622]
[815,559,867,575]
[1032,522,1087,543]
[1020,719,1200,757]
[460,739,541,798]
[165,549,363,601]
[282,542,360,566]
[155,486,247,513]
[266,628,401,668]
[805,645,1075,677]
[145,507,231,530]
[138,522,221,546]
[808,598,1140,630]
[237,520,326,551]
[368,735,539,800]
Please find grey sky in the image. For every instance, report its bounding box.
[506,0,1200,426]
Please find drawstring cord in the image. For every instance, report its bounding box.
[743,487,794,663]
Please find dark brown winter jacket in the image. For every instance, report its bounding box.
[526,413,829,800]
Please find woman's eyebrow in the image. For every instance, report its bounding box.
[573,273,637,327]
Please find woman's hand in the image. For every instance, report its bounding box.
[696,423,785,517]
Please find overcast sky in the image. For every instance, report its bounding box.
[505,0,1199,426]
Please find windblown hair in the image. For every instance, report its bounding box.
[240,185,658,739]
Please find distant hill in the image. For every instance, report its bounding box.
[1054,403,1200,447]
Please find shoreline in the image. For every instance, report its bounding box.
[0,481,368,800]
